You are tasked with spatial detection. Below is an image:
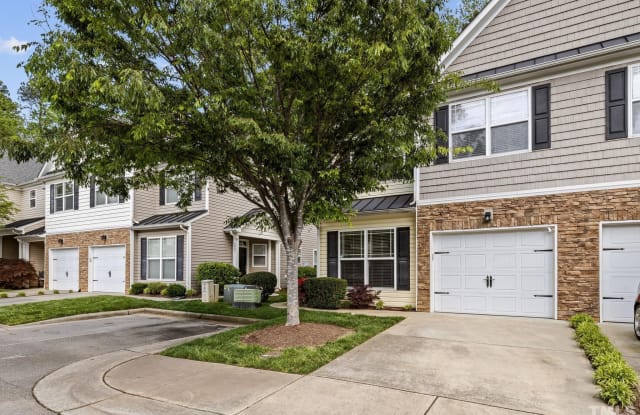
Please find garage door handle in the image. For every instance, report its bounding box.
[534,295,553,298]
[434,291,450,295]
[602,296,624,300]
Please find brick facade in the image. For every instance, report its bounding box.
[417,187,640,320]
[45,228,130,293]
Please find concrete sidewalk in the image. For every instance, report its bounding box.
[33,312,607,415]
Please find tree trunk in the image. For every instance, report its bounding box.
[285,244,300,326]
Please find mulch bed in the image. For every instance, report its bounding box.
[242,323,354,349]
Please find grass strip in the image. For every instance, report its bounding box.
[162,310,402,374]
[570,313,638,408]
[0,296,285,325]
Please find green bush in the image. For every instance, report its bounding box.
[17,292,26,297]
[37,291,45,296]
[160,288,169,297]
[129,283,148,295]
[0,293,7,298]
[570,313,638,408]
[239,272,278,302]
[185,289,197,297]
[302,278,347,309]
[53,290,60,294]
[297,266,317,278]
[195,262,240,287]
[146,282,167,295]
[164,284,187,297]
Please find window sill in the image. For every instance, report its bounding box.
[449,148,530,164]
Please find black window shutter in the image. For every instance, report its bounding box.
[434,106,449,165]
[140,238,147,280]
[89,178,96,208]
[49,184,55,214]
[194,175,202,201]
[396,227,410,291]
[119,194,126,203]
[176,235,184,281]
[606,68,628,140]
[327,231,338,278]
[532,84,551,150]
[73,181,79,210]
[159,186,165,205]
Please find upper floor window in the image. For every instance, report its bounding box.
[29,190,36,208]
[165,187,180,204]
[95,187,120,206]
[450,90,529,161]
[54,182,74,212]
[632,66,640,136]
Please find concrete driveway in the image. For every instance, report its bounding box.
[314,313,603,414]
[0,314,232,414]
[601,322,640,373]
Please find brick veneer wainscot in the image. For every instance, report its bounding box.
[45,228,130,292]
[416,187,640,320]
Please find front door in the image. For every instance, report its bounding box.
[239,240,248,274]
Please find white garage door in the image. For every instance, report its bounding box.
[51,248,79,292]
[91,245,126,293]
[601,224,640,323]
[433,228,555,318]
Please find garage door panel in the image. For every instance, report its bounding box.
[464,275,486,290]
[493,254,516,268]
[465,254,486,269]
[521,275,548,291]
[491,296,518,314]
[92,246,126,293]
[602,224,640,323]
[462,234,487,249]
[51,249,79,292]
[492,274,517,290]
[522,297,553,316]
[462,296,487,313]
[442,255,462,269]
[440,275,462,290]
[437,295,462,312]
[492,233,517,247]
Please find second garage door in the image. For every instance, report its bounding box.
[91,245,126,293]
[433,228,555,318]
[51,248,79,292]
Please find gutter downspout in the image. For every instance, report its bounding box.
[179,224,192,290]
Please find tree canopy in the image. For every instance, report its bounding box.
[2,0,459,325]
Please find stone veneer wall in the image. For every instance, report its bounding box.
[45,228,130,293]
[417,187,640,320]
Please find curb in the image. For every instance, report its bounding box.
[21,307,260,326]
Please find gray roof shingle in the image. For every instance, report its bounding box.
[3,216,44,229]
[0,156,44,185]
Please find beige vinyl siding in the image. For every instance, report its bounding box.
[420,64,640,201]
[133,185,207,222]
[133,229,187,286]
[15,184,46,221]
[319,211,416,308]
[29,241,45,274]
[449,0,640,75]
[360,181,413,198]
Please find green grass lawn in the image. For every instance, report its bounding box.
[162,310,403,374]
[0,296,285,325]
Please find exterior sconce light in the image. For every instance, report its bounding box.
[101,235,107,241]
[483,209,493,222]
[57,238,64,245]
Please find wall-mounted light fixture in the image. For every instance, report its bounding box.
[57,238,64,245]
[483,209,493,223]
[101,235,107,241]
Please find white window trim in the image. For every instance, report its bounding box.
[29,190,36,208]
[448,87,532,163]
[146,236,177,281]
[629,64,640,138]
[252,243,267,268]
[53,181,74,213]
[164,187,180,205]
[337,228,397,290]
[94,186,121,207]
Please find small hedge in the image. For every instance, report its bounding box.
[302,278,347,309]
[239,272,277,302]
[164,284,186,297]
[570,313,638,408]
[145,282,167,295]
[297,266,317,278]
[195,262,240,287]
[129,283,148,295]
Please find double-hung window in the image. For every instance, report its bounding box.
[632,66,640,136]
[165,188,180,204]
[339,229,395,289]
[54,182,74,212]
[252,244,267,267]
[29,190,36,208]
[147,237,176,280]
[95,187,120,206]
[450,90,530,160]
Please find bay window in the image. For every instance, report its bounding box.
[339,229,396,289]
[450,90,530,160]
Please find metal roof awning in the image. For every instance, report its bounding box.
[132,210,207,230]
[351,193,414,213]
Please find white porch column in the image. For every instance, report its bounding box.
[267,241,272,273]
[275,241,281,289]
[231,233,239,268]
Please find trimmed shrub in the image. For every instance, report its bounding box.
[37,291,45,296]
[240,272,278,302]
[160,288,169,297]
[164,284,186,297]
[0,259,39,289]
[347,285,381,308]
[185,289,197,297]
[17,292,26,297]
[146,282,167,295]
[297,266,317,278]
[302,278,347,309]
[195,262,240,288]
[570,313,638,408]
[129,283,148,295]
[0,293,7,298]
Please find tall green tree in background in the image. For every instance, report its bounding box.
[0,81,19,222]
[449,0,490,34]
[2,0,459,326]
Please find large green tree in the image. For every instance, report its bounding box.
[0,82,19,222]
[4,0,458,326]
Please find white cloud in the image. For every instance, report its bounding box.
[0,37,28,54]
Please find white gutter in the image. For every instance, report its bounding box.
[179,223,192,290]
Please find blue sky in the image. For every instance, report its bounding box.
[0,0,462,101]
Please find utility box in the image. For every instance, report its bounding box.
[224,284,259,304]
[201,280,219,303]
[233,288,263,309]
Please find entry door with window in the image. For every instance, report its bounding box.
[239,240,248,275]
